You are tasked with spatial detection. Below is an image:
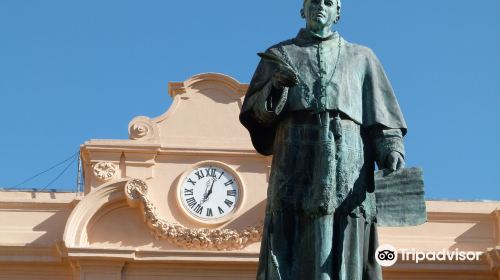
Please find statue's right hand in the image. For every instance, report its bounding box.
[272,65,299,90]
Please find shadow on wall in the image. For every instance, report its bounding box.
[225,199,266,230]
[450,212,497,252]
[31,206,73,246]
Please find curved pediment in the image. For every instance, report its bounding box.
[128,73,253,151]
[78,73,270,248]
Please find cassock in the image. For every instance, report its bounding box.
[240,29,407,280]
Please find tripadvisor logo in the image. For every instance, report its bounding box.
[375,244,398,267]
[375,244,482,267]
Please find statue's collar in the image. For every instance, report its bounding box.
[294,28,339,45]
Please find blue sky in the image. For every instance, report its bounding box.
[0,1,498,200]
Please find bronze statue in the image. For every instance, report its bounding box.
[240,0,411,279]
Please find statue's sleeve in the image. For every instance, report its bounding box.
[239,50,287,156]
[371,128,405,168]
[362,49,407,168]
[362,49,407,136]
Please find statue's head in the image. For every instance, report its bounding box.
[301,0,341,30]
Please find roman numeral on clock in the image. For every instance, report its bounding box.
[205,168,216,178]
[224,199,234,208]
[194,204,203,215]
[195,170,205,180]
[182,166,240,220]
[186,197,197,208]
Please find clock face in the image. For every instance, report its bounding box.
[179,165,240,221]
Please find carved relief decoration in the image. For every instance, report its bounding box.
[126,179,148,199]
[93,162,117,181]
[128,116,159,141]
[125,179,263,251]
[486,246,500,276]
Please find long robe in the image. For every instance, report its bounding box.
[240,29,407,280]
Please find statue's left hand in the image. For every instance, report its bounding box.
[386,151,405,171]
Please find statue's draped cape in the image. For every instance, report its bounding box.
[239,29,407,280]
[240,29,406,156]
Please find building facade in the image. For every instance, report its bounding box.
[0,73,499,280]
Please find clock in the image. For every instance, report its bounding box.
[178,161,242,224]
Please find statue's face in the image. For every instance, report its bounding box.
[303,0,338,29]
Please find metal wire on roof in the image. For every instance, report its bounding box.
[8,151,80,192]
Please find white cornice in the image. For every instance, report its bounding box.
[81,143,263,158]
[0,245,62,263]
[65,247,259,263]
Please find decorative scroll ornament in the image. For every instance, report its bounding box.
[131,124,149,139]
[125,179,263,251]
[128,116,159,141]
[93,162,117,181]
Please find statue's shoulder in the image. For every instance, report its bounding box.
[342,39,380,63]
[265,38,296,53]
[342,39,376,58]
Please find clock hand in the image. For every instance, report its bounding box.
[201,179,212,204]
[206,177,216,199]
